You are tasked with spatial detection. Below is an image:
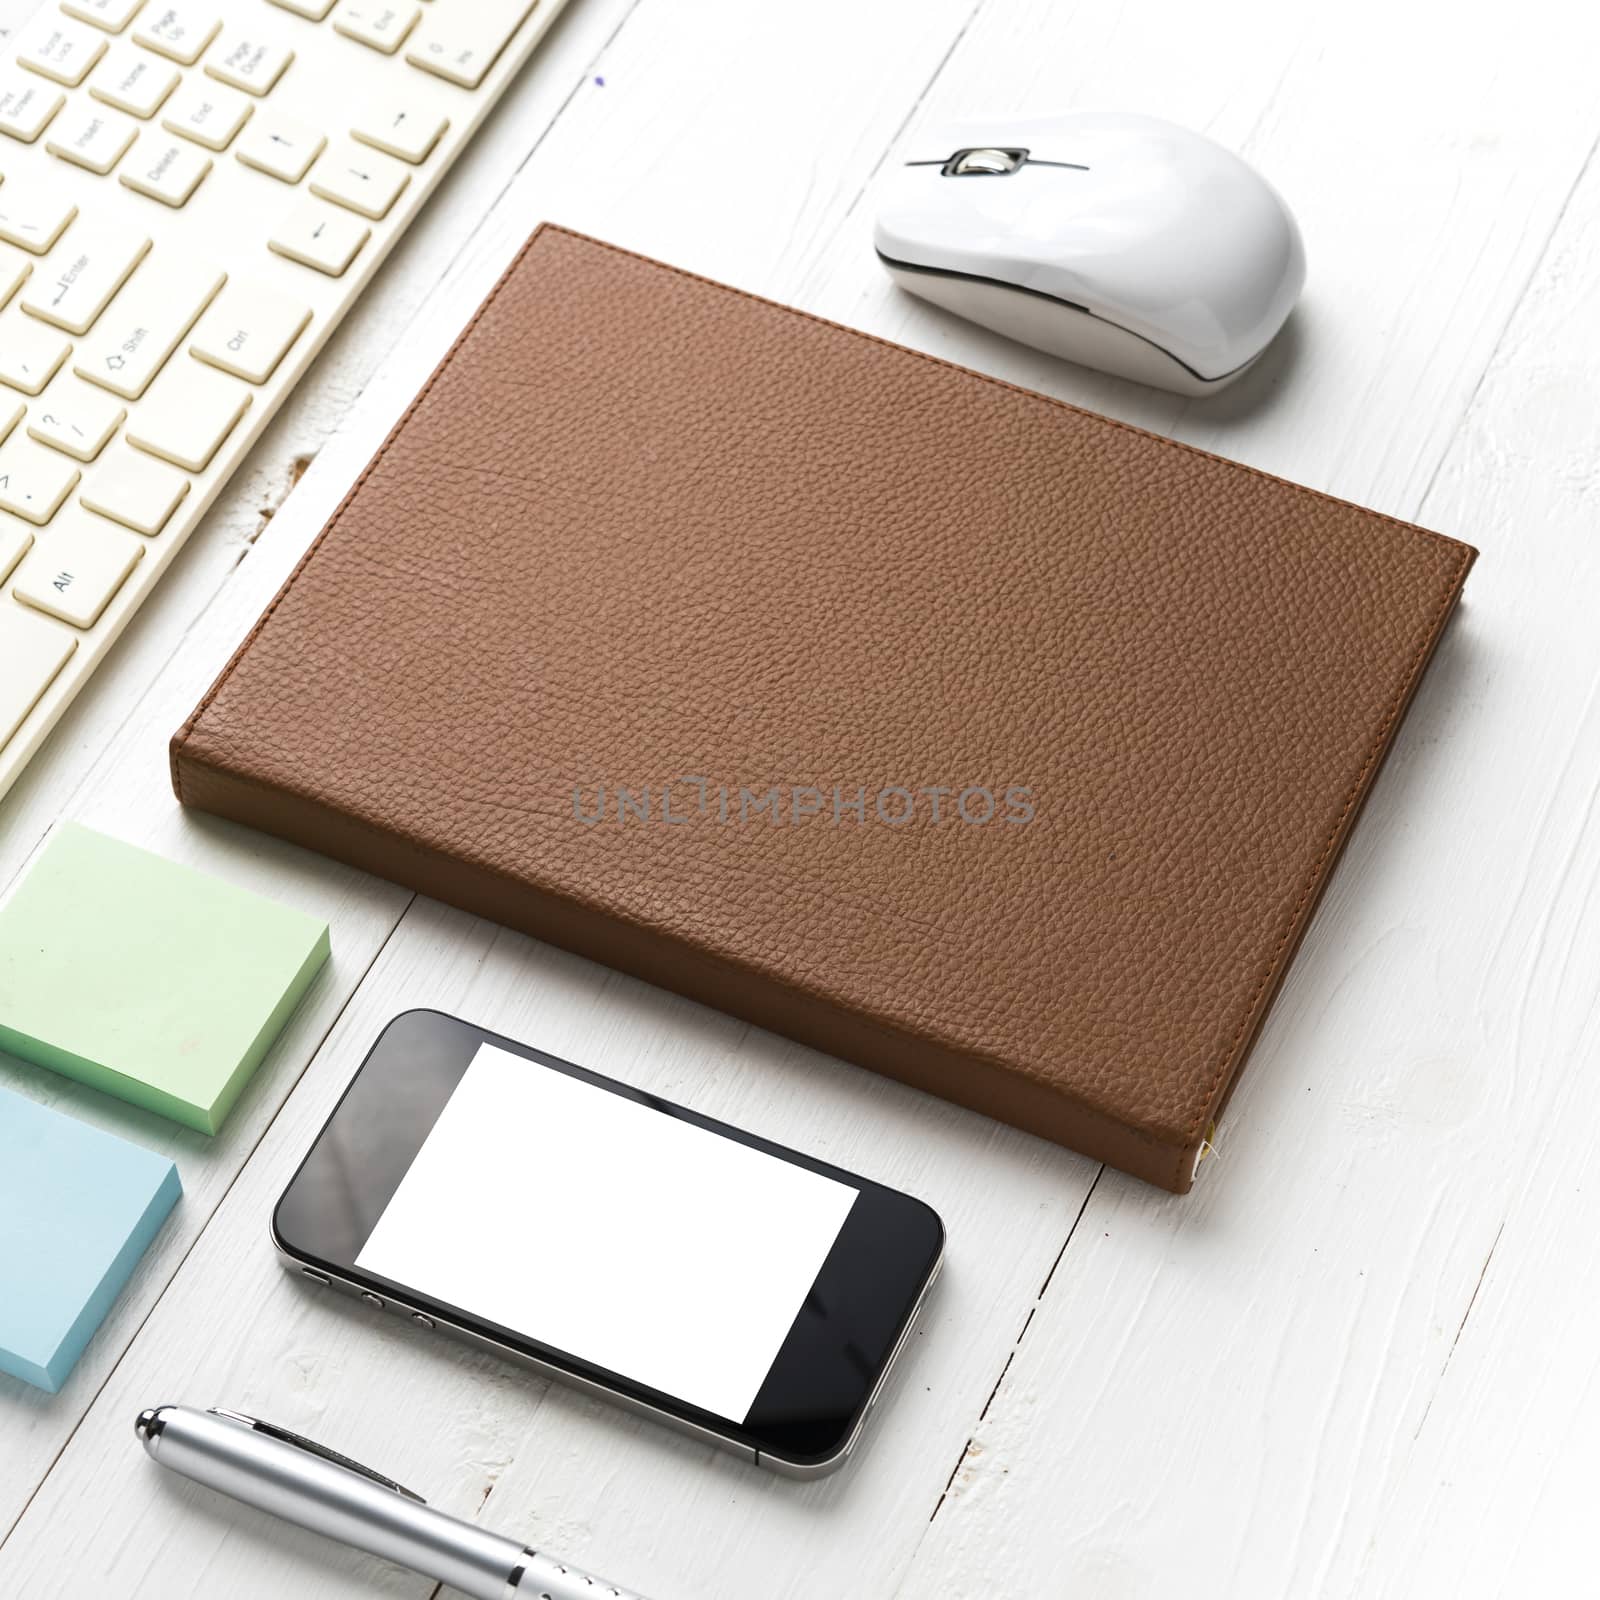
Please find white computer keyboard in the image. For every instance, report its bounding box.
[0,0,571,802]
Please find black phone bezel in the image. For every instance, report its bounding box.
[272,1009,944,1471]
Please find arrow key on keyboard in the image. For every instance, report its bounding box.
[309,137,408,219]
[0,433,82,524]
[352,93,446,163]
[268,197,368,275]
[235,110,323,181]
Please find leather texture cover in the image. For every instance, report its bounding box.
[172,224,1476,1192]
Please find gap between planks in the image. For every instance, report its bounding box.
[925,1169,1104,1528]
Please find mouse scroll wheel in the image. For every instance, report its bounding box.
[945,147,1028,176]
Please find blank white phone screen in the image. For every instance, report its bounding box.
[356,1043,859,1423]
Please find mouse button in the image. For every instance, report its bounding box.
[944,146,1028,176]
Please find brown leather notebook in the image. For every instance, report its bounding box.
[172,224,1475,1192]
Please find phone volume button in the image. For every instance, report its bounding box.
[300,1268,330,1287]
[411,1313,434,1329]
[361,1292,384,1310]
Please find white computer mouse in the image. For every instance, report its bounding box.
[874,112,1305,396]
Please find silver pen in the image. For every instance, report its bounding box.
[136,1404,652,1600]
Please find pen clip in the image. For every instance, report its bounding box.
[208,1409,427,1503]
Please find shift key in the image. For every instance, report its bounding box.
[75,253,226,400]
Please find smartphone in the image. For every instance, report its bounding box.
[273,1010,944,1477]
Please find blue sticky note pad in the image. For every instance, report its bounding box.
[0,1087,181,1393]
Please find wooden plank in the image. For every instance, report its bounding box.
[1326,141,1600,1600]
[888,0,1600,1594]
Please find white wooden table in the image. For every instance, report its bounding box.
[2,1,1598,1594]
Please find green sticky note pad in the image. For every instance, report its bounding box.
[0,824,330,1134]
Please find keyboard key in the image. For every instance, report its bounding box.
[0,602,76,746]
[309,137,409,219]
[0,434,82,524]
[0,309,71,394]
[0,397,21,443]
[75,252,225,399]
[80,442,188,533]
[161,79,252,150]
[0,66,65,143]
[333,1,419,54]
[120,129,213,206]
[21,222,151,335]
[0,246,30,310]
[45,101,138,174]
[62,0,149,33]
[0,517,32,581]
[13,504,144,627]
[206,34,295,97]
[352,93,446,164]
[0,182,77,255]
[133,5,221,66]
[126,356,250,470]
[268,197,368,275]
[234,110,323,181]
[16,15,108,87]
[28,379,126,462]
[90,43,181,118]
[406,0,533,89]
[268,0,336,18]
[189,279,311,383]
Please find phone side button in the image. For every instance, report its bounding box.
[411,1313,434,1329]
[300,1268,330,1287]
[361,1292,384,1310]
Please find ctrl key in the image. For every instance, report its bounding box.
[0,599,76,748]
[13,505,144,629]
